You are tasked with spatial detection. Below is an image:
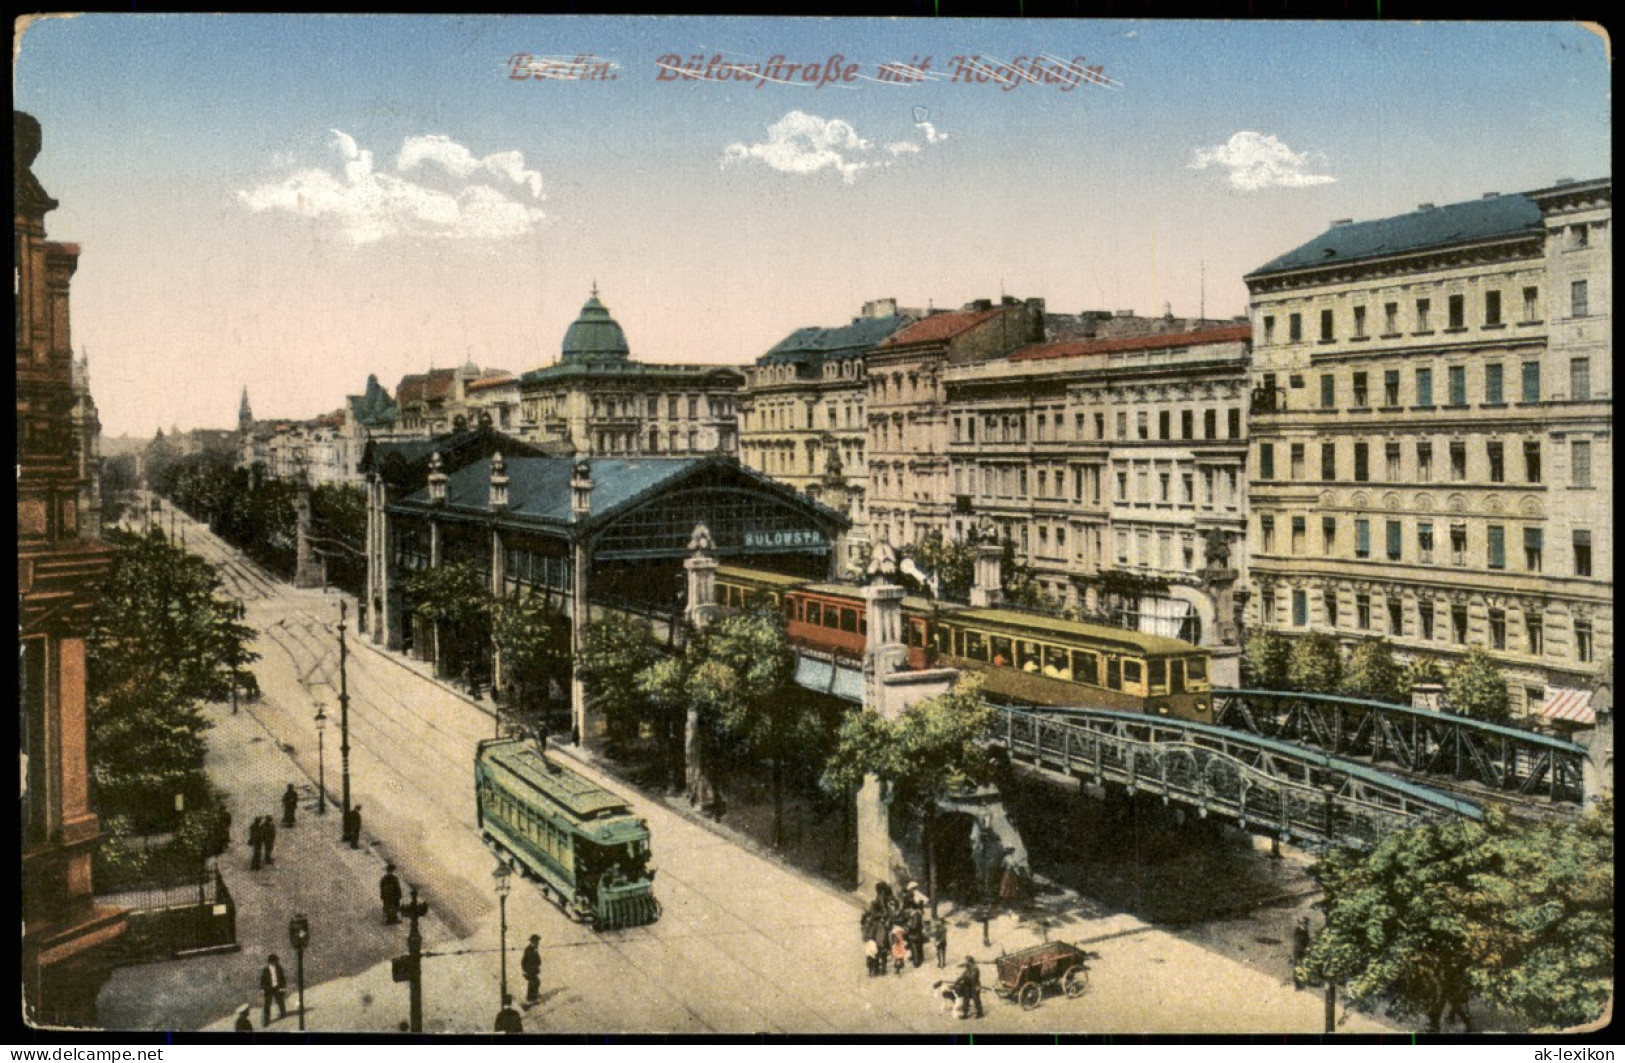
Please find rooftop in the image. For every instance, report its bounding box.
[879,306,1007,348]
[1008,324,1252,364]
[758,313,914,369]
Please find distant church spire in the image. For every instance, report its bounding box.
[239,387,253,432]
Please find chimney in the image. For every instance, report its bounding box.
[1481,192,1499,199]
[971,298,993,311]
[1025,297,1046,342]
[489,451,508,511]
[427,451,448,505]
[1417,202,1435,211]
[863,297,898,319]
[1330,218,1353,227]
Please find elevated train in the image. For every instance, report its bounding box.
[714,565,1214,722]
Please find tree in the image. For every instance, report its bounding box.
[1243,629,1294,691]
[823,677,996,907]
[900,529,975,603]
[1402,654,1446,694]
[310,482,367,599]
[1445,648,1510,724]
[491,592,571,718]
[999,536,1062,615]
[579,612,664,752]
[1289,631,1343,694]
[399,561,493,677]
[1340,638,1406,704]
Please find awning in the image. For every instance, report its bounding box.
[1541,687,1596,725]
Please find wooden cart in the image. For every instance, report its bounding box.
[992,941,1095,1009]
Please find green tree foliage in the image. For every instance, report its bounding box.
[491,592,571,714]
[1402,654,1447,693]
[398,561,492,628]
[579,612,664,750]
[1243,629,1294,691]
[1445,648,1511,724]
[1288,631,1343,694]
[900,530,975,603]
[1339,638,1406,704]
[160,453,298,577]
[999,536,1062,615]
[310,482,367,597]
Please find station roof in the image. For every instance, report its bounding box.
[359,426,546,492]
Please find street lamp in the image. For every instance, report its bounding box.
[493,862,512,1007]
[337,601,353,837]
[288,913,311,1031]
[314,706,328,815]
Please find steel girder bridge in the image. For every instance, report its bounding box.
[1210,689,1587,804]
[991,704,1484,851]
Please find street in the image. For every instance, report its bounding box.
[101,504,1398,1034]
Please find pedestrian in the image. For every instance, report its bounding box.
[281,784,299,828]
[259,954,288,1027]
[1292,916,1312,989]
[933,919,948,969]
[344,805,363,849]
[217,810,232,856]
[233,1006,253,1032]
[906,908,926,968]
[521,934,542,1005]
[248,816,264,871]
[957,956,984,1020]
[864,936,880,977]
[262,815,277,865]
[890,924,908,976]
[494,993,523,1033]
[380,864,403,925]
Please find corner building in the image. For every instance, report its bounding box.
[1245,180,1611,722]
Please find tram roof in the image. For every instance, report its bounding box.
[716,565,808,589]
[945,607,1200,656]
[483,740,635,821]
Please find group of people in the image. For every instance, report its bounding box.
[861,880,981,1017]
[243,784,304,871]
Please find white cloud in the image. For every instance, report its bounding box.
[723,111,876,184]
[238,130,546,243]
[886,141,922,156]
[1189,131,1335,192]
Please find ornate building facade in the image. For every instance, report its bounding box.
[17,109,126,1026]
[1246,180,1612,722]
[516,289,742,458]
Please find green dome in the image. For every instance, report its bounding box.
[561,291,630,363]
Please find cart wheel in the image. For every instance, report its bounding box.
[1018,982,1042,1010]
[1064,966,1089,998]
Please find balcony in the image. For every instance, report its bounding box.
[1249,384,1287,415]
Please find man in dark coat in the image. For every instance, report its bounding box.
[933,919,949,969]
[248,817,264,870]
[281,784,299,828]
[259,954,288,1027]
[262,815,277,865]
[494,994,523,1033]
[521,934,542,1005]
[380,864,403,925]
[344,805,363,849]
[906,908,926,968]
[956,956,984,1019]
[1291,916,1312,989]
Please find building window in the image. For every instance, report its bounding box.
[1387,519,1403,561]
[1576,620,1594,663]
[1524,527,1543,572]
[1292,516,1306,553]
[1527,613,1543,655]
[1320,309,1335,342]
[1292,589,1308,627]
[1419,600,1436,641]
[1260,516,1275,553]
[1385,442,1402,480]
[1448,366,1467,407]
[1487,441,1505,483]
[1418,521,1434,563]
[1574,530,1592,577]
[1387,596,1403,636]
[1383,370,1400,407]
[1570,358,1591,401]
[1524,441,1542,483]
[1321,442,1336,481]
[1416,298,1431,331]
[1449,441,1467,481]
[1355,518,1371,559]
[1489,609,1506,650]
[1320,374,1336,409]
[1485,364,1504,405]
[1353,441,1369,482]
[1137,411,1149,440]
[1182,472,1194,504]
[1357,593,1372,631]
[1263,315,1275,343]
[1290,443,1305,480]
[1158,472,1170,501]
[1117,412,1128,439]
[1571,440,1591,487]
[1571,279,1589,317]
[1289,313,1302,342]
[1159,410,1171,440]
[1488,525,1506,569]
[1452,604,1469,644]
[1324,589,1339,628]
[1116,472,1128,501]
[1522,361,1541,404]
[1352,372,1369,408]
[1383,302,1399,333]
[1485,290,1502,326]
[1227,409,1241,439]
[1353,305,1367,337]
[1259,443,1275,481]
[1522,286,1540,321]
[1448,294,1465,329]
[1180,409,1193,440]
[1450,523,1467,566]
[1093,412,1104,439]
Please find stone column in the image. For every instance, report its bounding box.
[970,542,1003,608]
[293,474,324,588]
[569,461,593,745]
[857,543,910,891]
[683,523,719,631]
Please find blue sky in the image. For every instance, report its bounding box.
[15,16,1610,436]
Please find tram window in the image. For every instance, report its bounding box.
[1043,645,1072,680]
[715,585,728,606]
[823,603,841,628]
[806,601,822,626]
[1123,660,1143,685]
[1073,650,1098,685]
[860,617,867,636]
[1017,640,1041,672]
[964,630,987,661]
[990,636,1013,667]
[1148,659,1166,689]
[931,626,948,653]
[909,622,927,648]
[1186,656,1207,683]
[1106,657,1122,690]
[840,608,858,633]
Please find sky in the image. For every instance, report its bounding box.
[14,16,1611,437]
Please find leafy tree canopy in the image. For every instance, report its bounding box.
[822,677,995,814]
[1445,648,1511,724]
[1243,629,1294,691]
[1340,638,1406,705]
[1288,631,1343,695]
[399,561,492,628]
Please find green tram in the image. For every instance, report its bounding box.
[475,737,661,930]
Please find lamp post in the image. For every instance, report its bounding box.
[493,862,512,1007]
[338,601,353,832]
[288,913,310,1031]
[314,706,328,815]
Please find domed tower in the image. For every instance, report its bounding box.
[560,285,631,367]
